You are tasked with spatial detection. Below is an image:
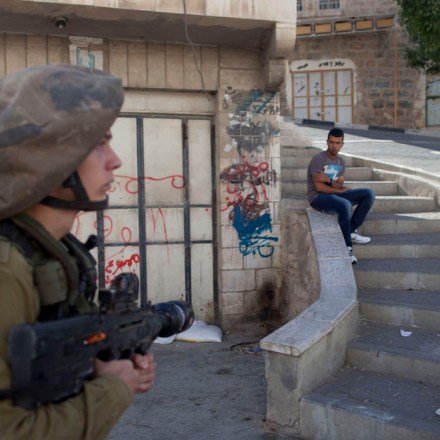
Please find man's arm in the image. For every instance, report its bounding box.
[312,171,348,194]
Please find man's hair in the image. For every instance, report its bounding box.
[328,127,344,139]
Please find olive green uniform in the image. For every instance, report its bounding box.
[0,229,132,440]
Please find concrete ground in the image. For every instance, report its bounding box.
[108,324,300,440]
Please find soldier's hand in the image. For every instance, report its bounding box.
[132,352,156,393]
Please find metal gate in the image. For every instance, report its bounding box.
[292,69,353,124]
[73,114,216,321]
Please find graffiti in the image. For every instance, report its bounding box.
[318,60,346,68]
[223,89,280,156]
[221,89,280,257]
[105,253,140,276]
[72,171,184,285]
[231,204,278,257]
[221,155,278,258]
[223,86,237,109]
[220,159,277,193]
[112,173,185,195]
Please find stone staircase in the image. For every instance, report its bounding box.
[280,131,440,439]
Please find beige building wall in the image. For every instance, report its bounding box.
[0,31,283,329]
[298,0,398,18]
[293,0,427,129]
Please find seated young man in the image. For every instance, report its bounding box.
[307,127,375,264]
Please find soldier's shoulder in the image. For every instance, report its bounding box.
[0,236,32,269]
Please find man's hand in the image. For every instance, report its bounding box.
[312,171,348,194]
[95,352,156,395]
[333,175,345,189]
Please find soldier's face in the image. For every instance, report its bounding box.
[77,131,121,202]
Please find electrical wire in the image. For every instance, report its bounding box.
[182,0,211,101]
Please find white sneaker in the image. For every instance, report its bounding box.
[347,246,357,264]
[351,231,371,244]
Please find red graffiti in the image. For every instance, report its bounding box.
[72,171,185,284]
[114,174,186,194]
[105,252,141,276]
[220,156,274,213]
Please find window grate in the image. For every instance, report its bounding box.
[319,0,340,9]
[297,0,303,11]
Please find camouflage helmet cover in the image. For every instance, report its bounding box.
[0,64,124,220]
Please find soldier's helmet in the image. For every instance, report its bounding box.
[0,64,124,220]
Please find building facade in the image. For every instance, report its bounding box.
[0,0,297,329]
[292,0,437,129]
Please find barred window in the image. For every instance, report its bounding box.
[297,0,303,11]
[319,0,340,9]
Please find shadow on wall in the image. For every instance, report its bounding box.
[257,281,281,324]
[279,209,320,324]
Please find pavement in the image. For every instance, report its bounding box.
[108,123,440,440]
[108,323,300,440]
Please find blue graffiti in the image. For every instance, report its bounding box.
[232,205,279,257]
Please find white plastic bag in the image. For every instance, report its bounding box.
[175,320,223,343]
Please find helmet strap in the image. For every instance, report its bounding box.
[40,171,109,211]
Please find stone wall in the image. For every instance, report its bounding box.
[298,0,398,19]
[217,50,283,326]
[292,30,426,129]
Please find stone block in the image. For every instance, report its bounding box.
[221,269,256,292]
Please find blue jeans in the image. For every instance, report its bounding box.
[311,188,376,247]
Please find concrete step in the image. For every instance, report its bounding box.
[354,232,440,258]
[281,166,376,183]
[281,148,358,167]
[346,321,440,384]
[281,143,322,156]
[301,367,440,440]
[362,212,440,235]
[280,197,308,210]
[281,155,312,168]
[281,180,399,198]
[353,258,440,290]
[281,181,307,196]
[343,167,374,180]
[358,288,440,331]
[282,167,307,180]
[348,180,398,195]
[372,196,436,213]
[282,146,318,158]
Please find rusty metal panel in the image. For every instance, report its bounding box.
[146,244,186,304]
[143,118,184,205]
[145,207,184,242]
[191,243,215,321]
[188,119,212,205]
[190,207,213,241]
[71,97,214,314]
[101,208,140,244]
[110,117,138,206]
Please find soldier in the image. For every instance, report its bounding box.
[0,64,156,439]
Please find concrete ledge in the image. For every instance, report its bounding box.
[261,208,359,431]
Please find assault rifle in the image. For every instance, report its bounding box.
[0,273,194,409]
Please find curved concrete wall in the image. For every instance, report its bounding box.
[260,208,359,432]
